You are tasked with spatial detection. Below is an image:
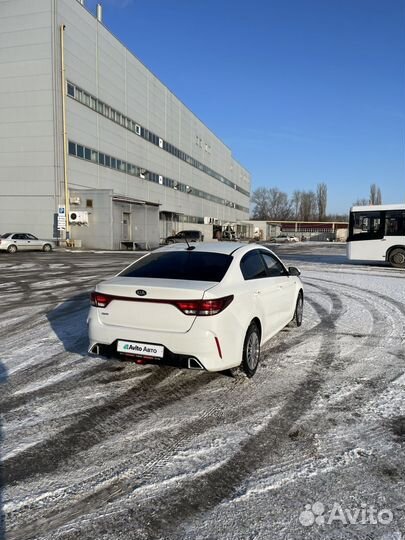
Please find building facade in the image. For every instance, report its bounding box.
[0,0,251,249]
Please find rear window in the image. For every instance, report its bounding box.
[120,251,232,282]
[1,233,11,238]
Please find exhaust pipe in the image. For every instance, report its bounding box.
[187,357,204,370]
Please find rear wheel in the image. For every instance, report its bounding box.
[388,248,405,268]
[291,292,304,327]
[240,322,261,378]
[7,245,17,254]
[43,243,52,252]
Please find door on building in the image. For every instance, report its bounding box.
[122,212,131,241]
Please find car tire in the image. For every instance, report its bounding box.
[7,245,17,254]
[240,322,261,378]
[388,248,405,268]
[290,292,304,327]
[43,243,52,252]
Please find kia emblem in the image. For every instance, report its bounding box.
[136,289,147,297]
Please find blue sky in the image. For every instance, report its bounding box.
[86,0,405,214]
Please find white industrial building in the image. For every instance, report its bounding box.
[0,0,251,249]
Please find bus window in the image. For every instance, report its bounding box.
[349,211,384,241]
[385,212,405,236]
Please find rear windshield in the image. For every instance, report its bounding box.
[0,233,11,238]
[120,251,232,282]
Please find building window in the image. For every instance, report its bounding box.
[67,83,75,97]
[68,139,249,213]
[86,199,93,208]
[68,142,76,155]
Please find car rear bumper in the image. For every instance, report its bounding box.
[89,340,206,370]
[87,309,244,372]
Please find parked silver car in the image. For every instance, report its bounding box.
[0,233,55,253]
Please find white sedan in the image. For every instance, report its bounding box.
[88,243,303,377]
[0,232,55,253]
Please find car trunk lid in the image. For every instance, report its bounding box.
[95,277,217,332]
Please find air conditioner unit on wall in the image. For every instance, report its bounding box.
[69,211,89,225]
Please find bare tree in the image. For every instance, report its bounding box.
[316,183,328,221]
[353,198,370,206]
[299,191,317,221]
[370,183,380,205]
[267,188,292,220]
[251,187,292,221]
[251,188,270,220]
[376,188,382,205]
[328,212,349,221]
[291,190,302,220]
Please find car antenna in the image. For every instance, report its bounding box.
[184,237,195,251]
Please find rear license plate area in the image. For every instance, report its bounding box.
[117,340,164,359]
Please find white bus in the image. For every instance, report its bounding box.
[347,204,405,268]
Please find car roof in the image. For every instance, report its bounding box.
[156,241,249,255]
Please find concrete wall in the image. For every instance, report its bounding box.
[69,188,159,249]
[69,189,113,249]
[0,0,58,238]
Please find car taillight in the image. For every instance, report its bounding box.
[174,295,233,316]
[90,291,112,308]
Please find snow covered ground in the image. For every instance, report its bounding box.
[0,244,404,540]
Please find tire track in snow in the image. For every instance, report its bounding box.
[15,276,403,539]
[2,367,215,486]
[295,280,404,458]
[13,289,343,540]
[74,290,343,539]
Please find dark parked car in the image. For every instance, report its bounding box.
[165,230,204,244]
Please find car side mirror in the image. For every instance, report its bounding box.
[288,266,301,276]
